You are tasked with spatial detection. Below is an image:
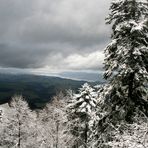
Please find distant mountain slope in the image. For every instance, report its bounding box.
[59,71,104,82]
[0,74,103,108]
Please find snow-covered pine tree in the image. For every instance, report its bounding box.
[90,0,148,147]
[103,0,148,122]
[66,83,97,148]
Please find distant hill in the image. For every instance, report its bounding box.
[59,71,104,82]
[0,74,103,108]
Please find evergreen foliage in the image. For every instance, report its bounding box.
[66,83,97,148]
[91,0,148,147]
[103,0,148,122]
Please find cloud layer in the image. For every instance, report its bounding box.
[0,0,111,72]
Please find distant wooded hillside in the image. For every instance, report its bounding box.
[0,74,103,108]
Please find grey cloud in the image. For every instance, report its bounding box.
[0,0,111,72]
[19,0,111,47]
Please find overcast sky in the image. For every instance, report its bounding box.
[0,0,111,75]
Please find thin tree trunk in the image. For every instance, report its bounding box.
[84,123,88,148]
[125,72,135,122]
[128,73,134,100]
[18,118,21,148]
[55,121,59,148]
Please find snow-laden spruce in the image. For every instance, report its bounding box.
[66,83,97,148]
[104,0,148,121]
[90,0,148,147]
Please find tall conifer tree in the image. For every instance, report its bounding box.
[103,0,148,121]
[66,83,97,148]
[91,1,148,147]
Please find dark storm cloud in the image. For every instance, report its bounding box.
[0,0,111,72]
[0,43,50,68]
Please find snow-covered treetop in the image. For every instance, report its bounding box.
[104,0,148,80]
[79,83,97,98]
[67,83,97,115]
[10,95,29,112]
[107,0,148,24]
[9,95,36,123]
